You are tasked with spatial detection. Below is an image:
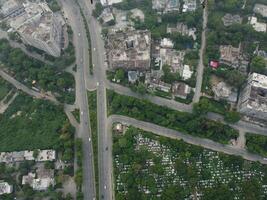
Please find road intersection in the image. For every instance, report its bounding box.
[0,0,266,199]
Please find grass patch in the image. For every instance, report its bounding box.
[246,134,267,157]
[87,90,98,199]
[0,94,69,152]
[107,90,238,144]
[72,108,80,123]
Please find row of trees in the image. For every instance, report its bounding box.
[108,90,239,144]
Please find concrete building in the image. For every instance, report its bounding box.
[145,72,171,93]
[238,73,267,120]
[219,44,248,72]
[172,82,191,99]
[222,14,242,27]
[107,30,151,71]
[248,16,266,33]
[182,0,197,12]
[167,23,196,40]
[0,149,56,163]
[152,0,180,13]
[0,181,13,195]
[9,1,63,57]
[253,4,267,18]
[160,48,185,73]
[181,64,193,80]
[212,81,237,103]
[99,8,115,25]
[160,38,174,48]
[128,71,138,83]
[22,168,55,191]
[0,0,25,19]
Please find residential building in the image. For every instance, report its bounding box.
[248,16,266,32]
[238,73,267,120]
[222,14,242,27]
[22,168,55,191]
[9,2,63,57]
[145,72,171,93]
[212,81,237,103]
[182,0,197,12]
[99,8,115,25]
[152,0,180,13]
[0,181,13,195]
[100,0,123,6]
[219,44,248,72]
[160,48,185,73]
[181,64,193,80]
[172,82,191,99]
[0,149,56,163]
[253,4,267,18]
[160,38,174,48]
[167,23,196,40]
[106,30,151,71]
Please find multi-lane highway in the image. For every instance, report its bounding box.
[59,0,96,199]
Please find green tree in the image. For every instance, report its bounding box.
[115,69,125,81]
[193,98,211,115]
[251,56,266,75]
[224,111,241,123]
[136,82,146,94]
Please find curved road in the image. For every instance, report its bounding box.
[108,115,267,164]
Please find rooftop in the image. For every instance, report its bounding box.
[0,181,13,195]
[107,30,151,70]
[253,4,267,17]
[222,14,242,27]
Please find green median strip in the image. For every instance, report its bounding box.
[88,90,99,200]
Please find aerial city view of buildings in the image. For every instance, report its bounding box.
[0,0,266,199]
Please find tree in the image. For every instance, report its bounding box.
[92,3,104,18]
[193,98,211,115]
[115,69,125,81]
[136,82,146,94]
[224,111,241,123]
[251,56,266,75]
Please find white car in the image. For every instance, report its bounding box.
[93,47,96,51]
[81,111,83,115]
[89,137,91,142]
[104,185,107,190]
[96,82,99,86]
[78,32,81,36]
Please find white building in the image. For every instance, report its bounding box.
[253,4,267,18]
[238,73,267,120]
[182,0,197,12]
[0,181,13,195]
[248,16,266,32]
[160,38,174,48]
[181,64,193,80]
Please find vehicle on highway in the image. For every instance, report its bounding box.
[104,185,107,190]
[89,137,91,142]
[78,32,81,36]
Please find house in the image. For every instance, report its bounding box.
[0,149,56,163]
[160,38,174,49]
[222,14,242,27]
[181,64,193,80]
[238,73,267,120]
[128,71,138,83]
[253,4,267,17]
[248,16,266,32]
[172,82,191,99]
[0,181,13,195]
[106,30,151,71]
[167,23,197,40]
[99,8,115,25]
[182,0,197,12]
[212,82,237,103]
[145,72,171,93]
[160,48,185,73]
[219,44,248,72]
[209,60,219,69]
[152,0,180,13]
[22,168,55,191]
